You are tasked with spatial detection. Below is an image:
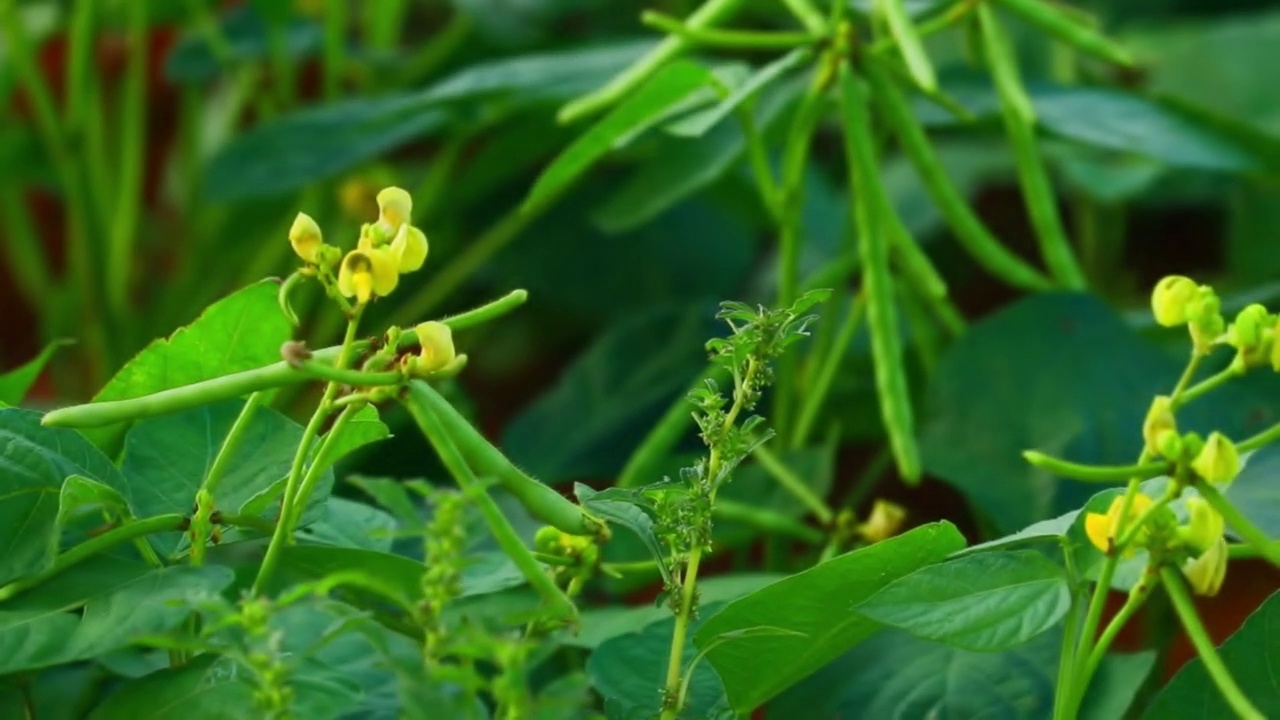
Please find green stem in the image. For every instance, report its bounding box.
[1053,590,1083,720]
[641,11,820,49]
[792,292,865,448]
[558,0,748,123]
[751,444,834,523]
[282,402,361,534]
[294,361,402,387]
[402,394,578,622]
[1239,419,1280,453]
[712,498,826,543]
[201,392,265,497]
[779,0,827,33]
[1021,451,1171,484]
[0,514,186,602]
[106,0,148,318]
[1159,566,1264,720]
[253,313,362,595]
[1173,365,1237,409]
[1081,568,1157,688]
[1197,481,1280,570]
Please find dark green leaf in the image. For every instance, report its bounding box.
[310,405,391,479]
[0,409,130,584]
[165,4,322,83]
[85,281,292,452]
[0,340,70,406]
[856,549,1071,651]
[298,497,398,552]
[694,522,967,712]
[666,49,811,137]
[0,566,233,674]
[575,483,671,585]
[524,60,714,210]
[1142,589,1280,718]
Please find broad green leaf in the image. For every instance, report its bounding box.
[501,305,720,482]
[570,574,784,649]
[0,556,154,615]
[164,4,323,83]
[919,293,1278,534]
[592,76,800,233]
[957,509,1078,556]
[1222,445,1280,537]
[85,281,292,452]
[693,521,967,712]
[665,49,811,137]
[347,475,424,527]
[120,399,325,557]
[57,474,131,529]
[575,483,670,585]
[524,60,715,210]
[588,606,732,720]
[298,497,398,552]
[309,405,391,479]
[768,627,1154,720]
[88,653,363,720]
[0,565,233,674]
[0,340,70,406]
[0,409,129,584]
[856,549,1071,651]
[205,41,654,201]
[1142,589,1280,718]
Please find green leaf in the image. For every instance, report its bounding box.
[58,474,131,529]
[588,607,731,720]
[919,293,1277,534]
[592,76,800,233]
[164,4,322,84]
[665,49,811,137]
[768,626,1154,720]
[570,574,784,649]
[855,549,1071,651]
[347,475,424,527]
[575,483,671,585]
[524,60,715,210]
[87,653,363,720]
[0,556,154,615]
[0,340,70,406]
[501,305,719,482]
[1142,589,1280,718]
[693,521,967,712]
[1222,445,1280,537]
[0,565,233,674]
[120,400,325,557]
[298,497,398,552]
[309,405,391,479]
[85,281,293,453]
[0,409,130,584]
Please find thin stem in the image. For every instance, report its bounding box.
[641,11,820,49]
[1160,566,1264,720]
[106,0,148,317]
[293,361,402,387]
[1116,484,1179,550]
[0,514,186,602]
[1197,481,1280,570]
[868,0,975,55]
[283,402,362,532]
[779,0,827,33]
[1082,568,1157,685]
[1053,592,1083,720]
[712,499,826,543]
[1023,451,1171,484]
[751,445,834,524]
[201,393,265,497]
[1173,364,1237,409]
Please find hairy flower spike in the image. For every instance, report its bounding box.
[1182,536,1227,596]
[288,212,323,264]
[1151,275,1198,327]
[1191,432,1239,485]
[1084,493,1153,555]
[337,247,398,304]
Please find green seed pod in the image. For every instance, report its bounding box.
[1150,275,1198,327]
[1191,431,1240,485]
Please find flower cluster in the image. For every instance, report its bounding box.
[1153,274,1280,371]
[288,186,429,306]
[1084,491,1227,596]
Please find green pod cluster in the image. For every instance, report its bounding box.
[837,65,922,483]
[402,381,603,539]
[864,58,1052,292]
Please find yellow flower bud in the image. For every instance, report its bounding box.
[1191,432,1239,485]
[1271,317,1280,373]
[1142,396,1177,457]
[391,224,429,273]
[1084,492,1154,554]
[337,247,398,304]
[1186,286,1225,353]
[1229,303,1269,352]
[1181,536,1227,597]
[288,212,323,264]
[413,321,455,374]
[1151,275,1198,327]
[1177,496,1224,555]
[858,499,907,543]
[376,186,412,231]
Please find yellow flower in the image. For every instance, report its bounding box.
[1084,492,1153,554]
[858,499,907,543]
[411,321,455,374]
[1150,275,1198,327]
[391,224,429,273]
[1178,496,1224,555]
[1191,432,1240,485]
[288,212,323,264]
[337,247,398,304]
[376,186,412,232]
[1181,536,1227,597]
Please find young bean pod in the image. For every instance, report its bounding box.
[878,0,937,92]
[837,65,922,483]
[995,0,1133,67]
